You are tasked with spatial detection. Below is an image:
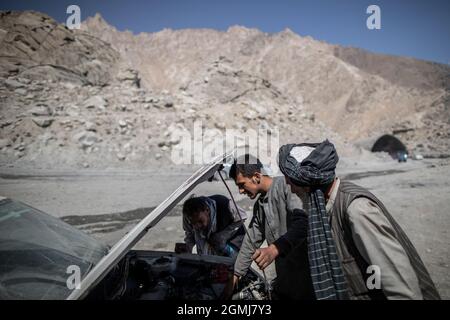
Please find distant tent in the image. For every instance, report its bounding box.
[371,134,408,159]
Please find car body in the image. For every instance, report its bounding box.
[397,151,408,162]
[0,152,266,300]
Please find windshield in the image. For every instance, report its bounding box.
[0,198,108,300]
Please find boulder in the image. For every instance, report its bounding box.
[117,68,140,88]
[84,95,108,110]
[14,88,27,95]
[29,105,52,116]
[5,79,24,89]
[32,118,53,128]
[73,131,98,148]
[164,97,174,108]
[0,138,12,149]
[116,152,126,161]
[85,121,96,131]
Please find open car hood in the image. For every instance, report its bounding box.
[67,151,235,300]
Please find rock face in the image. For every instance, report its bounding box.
[32,118,53,128]
[117,67,140,88]
[84,95,108,110]
[0,10,449,170]
[0,11,119,85]
[83,14,450,156]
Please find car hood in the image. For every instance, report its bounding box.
[67,151,234,300]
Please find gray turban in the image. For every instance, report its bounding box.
[278,140,338,188]
[278,140,348,300]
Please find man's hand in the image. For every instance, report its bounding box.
[220,274,239,300]
[252,244,279,270]
[174,243,188,254]
[209,222,243,253]
[209,233,227,252]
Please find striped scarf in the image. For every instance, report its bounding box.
[279,140,349,300]
[307,187,348,299]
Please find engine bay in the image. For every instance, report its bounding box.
[86,250,267,300]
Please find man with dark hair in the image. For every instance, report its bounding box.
[276,140,440,300]
[225,154,314,299]
[229,154,263,185]
[177,194,247,258]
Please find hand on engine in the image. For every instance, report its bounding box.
[252,244,279,270]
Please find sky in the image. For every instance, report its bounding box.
[1,0,449,64]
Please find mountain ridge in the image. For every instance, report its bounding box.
[0,10,448,170]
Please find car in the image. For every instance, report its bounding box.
[0,152,267,300]
[397,151,408,162]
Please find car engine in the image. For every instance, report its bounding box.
[86,250,268,300]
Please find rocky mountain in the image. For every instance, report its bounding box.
[0,11,119,85]
[0,10,448,170]
[83,13,450,154]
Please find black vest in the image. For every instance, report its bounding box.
[329,180,441,300]
[208,194,245,249]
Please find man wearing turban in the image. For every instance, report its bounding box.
[274,140,440,300]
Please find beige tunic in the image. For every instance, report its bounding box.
[326,178,423,300]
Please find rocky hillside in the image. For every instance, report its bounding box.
[0,11,119,85]
[83,13,450,156]
[0,11,448,170]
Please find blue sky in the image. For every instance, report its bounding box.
[1,0,449,64]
